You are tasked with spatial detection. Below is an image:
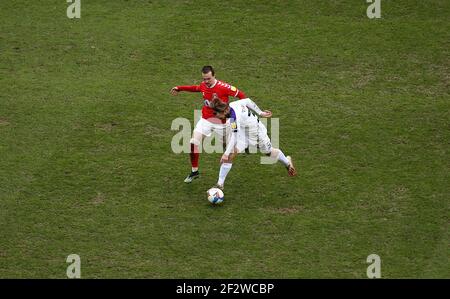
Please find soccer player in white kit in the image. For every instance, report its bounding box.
[210,98,297,190]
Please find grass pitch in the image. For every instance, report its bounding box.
[0,0,449,278]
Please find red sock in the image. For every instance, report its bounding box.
[190,143,199,169]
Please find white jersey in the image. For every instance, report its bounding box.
[224,98,272,155]
[228,100,260,131]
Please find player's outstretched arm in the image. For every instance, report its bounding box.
[170,85,201,96]
[240,98,272,118]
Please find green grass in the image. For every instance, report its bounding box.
[0,0,449,278]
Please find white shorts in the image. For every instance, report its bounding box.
[235,121,272,154]
[194,118,227,137]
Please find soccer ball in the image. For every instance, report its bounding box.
[207,188,224,204]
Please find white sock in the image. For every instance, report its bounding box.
[192,167,198,172]
[218,163,233,186]
[271,148,290,167]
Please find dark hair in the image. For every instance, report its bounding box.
[201,65,215,76]
[210,98,228,114]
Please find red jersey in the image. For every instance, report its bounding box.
[176,80,246,120]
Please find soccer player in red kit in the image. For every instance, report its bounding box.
[170,66,247,183]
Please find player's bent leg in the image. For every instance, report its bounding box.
[184,132,204,183]
[189,119,214,171]
[256,124,296,176]
[190,130,203,160]
[269,148,297,177]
